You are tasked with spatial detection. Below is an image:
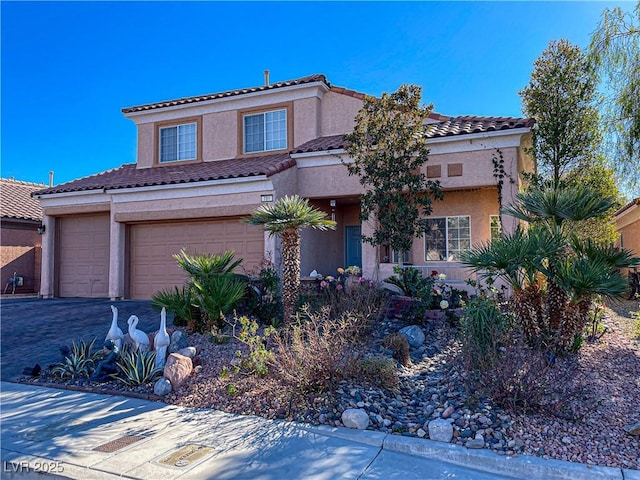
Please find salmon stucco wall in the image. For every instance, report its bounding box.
[203,110,237,161]
[617,204,640,277]
[320,91,362,136]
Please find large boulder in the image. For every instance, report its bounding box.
[399,325,425,348]
[427,419,453,443]
[163,353,193,390]
[341,409,370,430]
[169,331,189,354]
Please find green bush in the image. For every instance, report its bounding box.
[460,296,510,370]
[151,286,195,327]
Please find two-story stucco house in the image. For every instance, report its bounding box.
[34,73,534,300]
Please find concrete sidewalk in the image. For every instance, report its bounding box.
[0,383,636,480]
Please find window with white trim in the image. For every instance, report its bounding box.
[424,216,471,261]
[243,109,287,153]
[392,250,410,264]
[490,215,502,242]
[159,122,197,162]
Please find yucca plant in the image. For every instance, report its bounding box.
[112,348,162,386]
[244,195,336,323]
[51,338,100,379]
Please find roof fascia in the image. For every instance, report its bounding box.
[124,82,330,121]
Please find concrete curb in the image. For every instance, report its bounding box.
[382,435,625,480]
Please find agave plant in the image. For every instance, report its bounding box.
[112,348,162,386]
[51,338,100,379]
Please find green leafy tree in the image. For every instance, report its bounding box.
[520,39,601,186]
[343,84,443,265]
[589,2,640,196]
[244,195,336,323]
[564,159,623,246]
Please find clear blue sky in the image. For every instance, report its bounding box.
[1,1,632,186]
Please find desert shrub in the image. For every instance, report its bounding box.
[460,296,510,370]
[112,347,162,386]
[355,356,399,390]
[51,338,100,380]
[271,305,371,394]
[631,309,640,339]
[386,267,435,302]
[225,314,275,376]
[466,334,587,415]
[250,258,284,327]
[382,333,410,366]
[311,279,389,324]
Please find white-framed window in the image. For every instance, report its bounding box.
[424,216,471,261]
[243,109,287,153]
[392,250,410,264]
[490,215,502,242]
[159,122,197,162]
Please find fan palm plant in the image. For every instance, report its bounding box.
[244,195,336,323]
[462,182,638,353]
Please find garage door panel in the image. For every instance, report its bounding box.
[58,214,110,297]
[129,218,264,299]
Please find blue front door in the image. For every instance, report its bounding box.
[345,226,362,267]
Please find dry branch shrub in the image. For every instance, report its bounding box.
[382,333,411,366]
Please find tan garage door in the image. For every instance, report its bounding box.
[58,214,110,297]
[129,218,264,299]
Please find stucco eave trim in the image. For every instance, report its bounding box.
[123,82,330,119]
[105,175,270,195]
[290,149,346,159]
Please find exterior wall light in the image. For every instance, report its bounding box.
[37,223,46,235]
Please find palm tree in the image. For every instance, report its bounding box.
[245,195,336,322]
[462,182,637,353]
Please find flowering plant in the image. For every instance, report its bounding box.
[345,265,362,276]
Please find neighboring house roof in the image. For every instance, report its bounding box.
[0,178,45,221]
[615,198,640,218]
[122,74,365,114]
[33,153,295,196]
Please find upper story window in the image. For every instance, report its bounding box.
[159,122,197,163]
[243,109,287,153]
[424,216,471,262]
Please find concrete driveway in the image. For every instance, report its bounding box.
[0,298,171,381]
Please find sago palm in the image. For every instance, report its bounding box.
[245,195,336,323]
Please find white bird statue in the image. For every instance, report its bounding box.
[127,315,150,353]
[105,305,124,350]
[154,307,170,369]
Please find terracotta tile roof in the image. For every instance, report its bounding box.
[123,74,332,114]
[615,198,640,218]
[33,153,295,196]
[292,115,534,154]
[425,115,535,138]
[1,178,45,221]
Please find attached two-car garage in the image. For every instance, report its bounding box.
[56,216,264,299]
[128,218,264,299]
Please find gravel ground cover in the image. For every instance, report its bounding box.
[21,299,640,470]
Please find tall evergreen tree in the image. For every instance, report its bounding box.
[520,39,601,186]
[343,84,442,265]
